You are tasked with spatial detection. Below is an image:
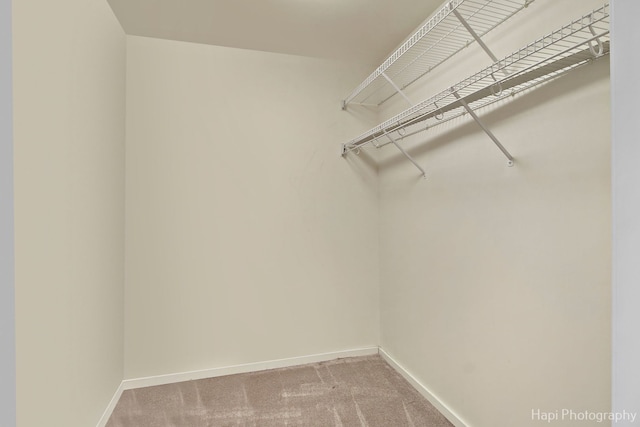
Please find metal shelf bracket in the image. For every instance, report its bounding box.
[382,72,414,107]
[452,8,510,78]
[384,131,427,178]
[450,88,514,166]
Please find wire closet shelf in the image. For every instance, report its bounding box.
[342,3,610,155]
[342,0,534,108]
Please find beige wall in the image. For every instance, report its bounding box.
[376,1,611,426]
[12,0,126,425]
[124,36,379,379]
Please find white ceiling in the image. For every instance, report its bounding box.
[107,0,441,66]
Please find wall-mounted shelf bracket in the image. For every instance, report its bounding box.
[381,72,413,107]
[450,89,514,166]
[384,131,427,177]
[452,9,498,63]
[451,9,509,78]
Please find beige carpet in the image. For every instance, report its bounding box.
[106,355,454,426]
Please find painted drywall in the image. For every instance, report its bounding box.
[124,36,379,379]
[12,0,126,425]
[0,0,16,424]
[107,0,442,66]
[376,1,611,426]
[611,0,640,424]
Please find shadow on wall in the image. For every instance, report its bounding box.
[376,56,610,171]
[344,148,377,175]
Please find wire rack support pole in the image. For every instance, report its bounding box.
[382,72,413,107]
[450,89,514,166]
[384,132,427,177]
[452,8,510,79]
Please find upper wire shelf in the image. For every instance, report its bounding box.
[342,3,610,154]
[342,0,534,108]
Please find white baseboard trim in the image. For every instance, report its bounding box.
[97,347,378,425]
[379,347,469,427]
[122,347,380,391]
[96,381,125,427]
[97,346,465,427]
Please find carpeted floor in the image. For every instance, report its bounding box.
[106,355,454,426]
